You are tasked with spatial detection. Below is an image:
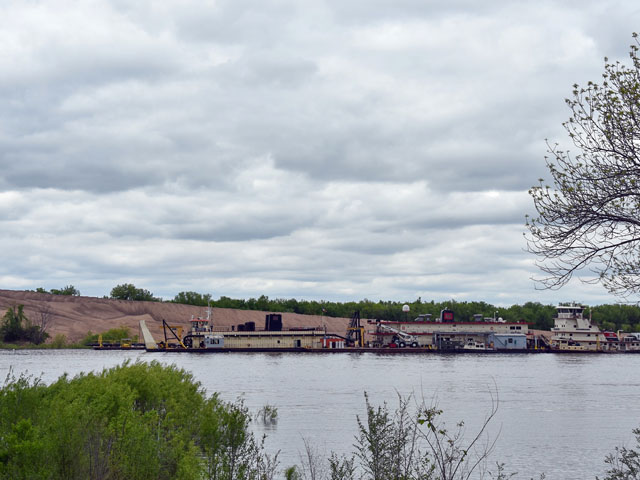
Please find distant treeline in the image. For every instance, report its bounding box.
[33,284,640,332]
[174,292,640,333]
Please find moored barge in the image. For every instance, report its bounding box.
[131,304,640,354]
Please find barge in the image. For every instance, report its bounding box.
[138,308,539,354]
[369,309,530,352]
[130,304,640,354]
[141,312,333,353]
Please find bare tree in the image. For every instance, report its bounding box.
[353,390,499,480]
[526,34,640,297]
[417,390,500,480]
[298,437,326,480]
[286,387,507,480]
[35,304,55,344]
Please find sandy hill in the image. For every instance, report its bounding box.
[0,290,353,344]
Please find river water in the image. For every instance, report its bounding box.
[1,349,639,479]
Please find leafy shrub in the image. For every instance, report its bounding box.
[110,284,159,302]
[0,305,48,345]
[0,361,279,480]
[81,327,136,346]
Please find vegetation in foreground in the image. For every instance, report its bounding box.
[0,362,278,480]
[0,362,639,479]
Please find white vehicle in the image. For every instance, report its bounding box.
[463,340,486,350]
[376,323,420,348]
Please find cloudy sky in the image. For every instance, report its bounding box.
[1,0,639,306]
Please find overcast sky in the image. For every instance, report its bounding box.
[1,0,639,307]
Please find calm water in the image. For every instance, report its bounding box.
[2,349,639,479]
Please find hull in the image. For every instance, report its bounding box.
[146,346,532,354]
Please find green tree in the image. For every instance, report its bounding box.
[0,305,46,344]
[199,396,268,480]
[527,34,640,297]
[1,306,27,343]
[214,296,248,310]
[49,285,80,296]
[246,295,270,312]
[110,284,159,302]
[173,291,212,307]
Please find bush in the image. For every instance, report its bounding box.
[0,305,48,345]
[0,361,279,480]
[600,427,640,480]
[81,327,136,346]
[110,284,160,302]
[173,291,212,306]
[285,391,501,480]
[49,285,80,296]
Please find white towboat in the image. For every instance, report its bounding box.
[550,303,612,351]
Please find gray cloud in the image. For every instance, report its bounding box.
[0,0,637,305]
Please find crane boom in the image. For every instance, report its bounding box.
[376,323,420,348]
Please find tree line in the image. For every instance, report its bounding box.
[29,283,640,332]
[163,290,640,332]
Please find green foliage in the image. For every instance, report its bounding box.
[600,427,640,480]
[592,304,640,332]
[81,327,135,346]
[35,285,80,296]
[110,283,160,302]
[285,465,303,480]
[256,404,278,425]
[50,285,80,296]
[0,372,48,480]
[205,294,640,331]
[328,453,356,480]
[50,334,68,349]
[208,296,558,329]
[355,393,410,480]
[199,396,276,480]
[0,306,48,345]
[1,306,25,343]
[0,361,276,480]
[173,291,212,306]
